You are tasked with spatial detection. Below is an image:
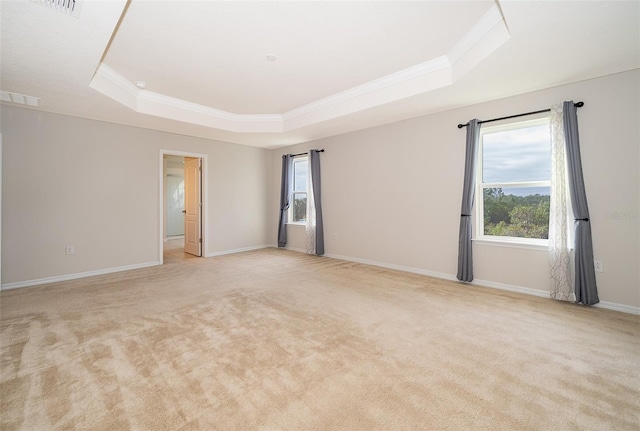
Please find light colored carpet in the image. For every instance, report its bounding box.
[1,247,638,430]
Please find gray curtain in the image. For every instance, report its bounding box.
[563,101,599,305]
[310,149,324,255]
[457,119,481,282]
[277,154,292,248]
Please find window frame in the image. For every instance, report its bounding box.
[288,155,308,225]
[474,116,551,249]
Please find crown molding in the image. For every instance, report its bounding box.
[89,62,139,110]
[280,55,453,131]
[137,90,283,133]
[283,55,451,121]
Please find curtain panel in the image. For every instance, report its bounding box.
[549,104,573,301]
[457,119,481,282]
[277,154,293,248]
[305,154,316,254]
[308,149,324,255]
[563,101,599,305]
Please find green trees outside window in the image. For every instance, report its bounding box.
[483,188,550,239]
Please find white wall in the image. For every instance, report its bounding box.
[1,107,271,286]
[271,70,640,310]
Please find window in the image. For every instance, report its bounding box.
[290,156,308,223]
[476,117,551,245]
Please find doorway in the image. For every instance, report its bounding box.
[159,150,207,264]
[165,155,185,239]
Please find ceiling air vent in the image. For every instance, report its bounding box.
[1,91,41,107]
[30,0,83,18]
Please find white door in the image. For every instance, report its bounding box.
[184,157,202,256]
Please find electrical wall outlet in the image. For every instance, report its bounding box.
[65,245,75,255]
[594,260,603,272]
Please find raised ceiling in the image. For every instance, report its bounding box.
[107,2,498,114]
[1,1,639,148]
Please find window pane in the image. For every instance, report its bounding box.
[483,186,550,239]
[293,160,307,192]
[292,192,307,222]
[482,125,550,183]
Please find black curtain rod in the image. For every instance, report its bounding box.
[457,101,584,129]
[291,149,324,157]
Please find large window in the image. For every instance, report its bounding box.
[476,118,551,245]
[290,156,308,223]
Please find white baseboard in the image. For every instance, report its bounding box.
[206,244,273,258]
[470,278,549,298]
[324,252,454,281]
[284,246,307,254]
[593,301,640,315]
[164,235,184,242]
[1,261,161,291]
[323,252,640,315]
[1,245,272,290]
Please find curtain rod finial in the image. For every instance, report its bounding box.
[458,123,466,129]
[575,101,584,107]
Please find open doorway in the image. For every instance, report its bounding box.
[159,150,207,264]
[165,155,185,240]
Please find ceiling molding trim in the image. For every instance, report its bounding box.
[449,3,511,81]
[136,93,284,133]
[282,56,451,121]
[89,4,509,134]
[282,4,509,131]
[139,91,282,123]
[448,3,505,65]
[89,63,140,111]
[90,63,284,132]
[282,59,453,131]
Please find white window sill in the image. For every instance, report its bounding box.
[285,222,306,227]
[473,237,548,251]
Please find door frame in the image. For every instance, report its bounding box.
[159,149,208,264]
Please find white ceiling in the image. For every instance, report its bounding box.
[1,1,639,149]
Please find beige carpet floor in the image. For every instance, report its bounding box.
[1,247,638,430]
